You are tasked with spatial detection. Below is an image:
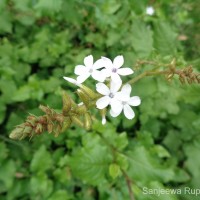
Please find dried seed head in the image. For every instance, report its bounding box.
[47,123,53,133]
[9,125,27,140]
[54,124,62,137]
[35,123,43,134]
[55,115,64,123]
[62,117,72,132]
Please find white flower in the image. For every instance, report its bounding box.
[110,84,141,120]
[75,55,106,83]
[101,55,134,83]
[63,77,81,86]
[146,6,154,15]
[96,80,123,112]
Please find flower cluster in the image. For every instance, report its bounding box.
[64,55,141,124]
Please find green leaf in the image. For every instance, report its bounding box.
[131,20,153,58]
[151,145,170,158]
[53,168,70,183]
[184,136,200,177]
[0,10,12,33]
[30,173,53,198]
[93,122,128,150]
[31,145,53,172]
[109,163,121,179]
[153,21,178,55]
[48,190,71,200]
[34,0,63,13]
[0,160,16,189]
[127,146,175,183]
[0,79,17,103]
[0,102,6,124]
[0,142,8,161]
[69,142,112,185]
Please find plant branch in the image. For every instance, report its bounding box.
[127,60,200,85]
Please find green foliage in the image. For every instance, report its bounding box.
[0,0,199,199]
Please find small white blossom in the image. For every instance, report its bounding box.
[96,80,123,112]
[75,55,106,83]
[110,84,141,119]
[101,55,134,83]
[63,77,81,86]
[146,6,155,16]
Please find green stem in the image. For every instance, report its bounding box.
[122,169,135,200]
[126,70,168,85]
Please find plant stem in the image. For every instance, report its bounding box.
[96,132,135,200]
[122,170,135,200]
[127,70,168,85]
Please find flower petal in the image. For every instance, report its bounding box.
[63,77,80,86]
[121,84,132,96]
[128,96,141,106]
[74,65,87,75]
[96,83,110,95]
[113,55,124,69]
[111,73,122,84]
[115,92,130,102]
[110,99,123,113]
[84,55,93,68]
[117,68,134,76]
[93,58,105,69]
[110,79,122,93]
[101,68,112,78]
[123,104,135,119]
[101,56,113,69]
[110,109,121,117]
[77,73,90,83]
[96,96,110,109]
[92,70,106,82]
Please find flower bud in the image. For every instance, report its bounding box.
[76,104,87,115]
[77,89,90,106]
[80,85,98,100]
[71,115,84,127]
[84,112,92,130]
[100,108,107,125]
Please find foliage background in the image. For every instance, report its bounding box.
[0,0,200,199]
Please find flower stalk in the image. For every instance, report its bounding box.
[9,57,199,140]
